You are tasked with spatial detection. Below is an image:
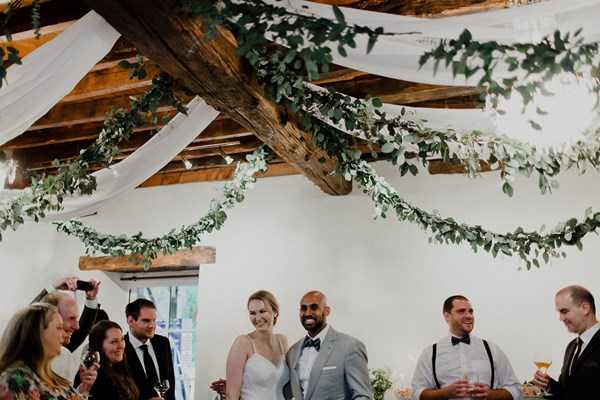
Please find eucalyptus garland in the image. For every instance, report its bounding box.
[0,73,187,240]
[310,117,598,269]
[1,0,42,87]
[420,29,600,111]
[55,147,269,267]
[202,2,600,267]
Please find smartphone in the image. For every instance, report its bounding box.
[76,280,94,291]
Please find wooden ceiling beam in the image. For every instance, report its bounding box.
[140,162,300,188]
[3,116,251,150]
[85,0,351,195]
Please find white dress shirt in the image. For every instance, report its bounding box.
[129,333,162,380]
[297,324,330,395]
[411,333,521,400]
[578,321,600,354]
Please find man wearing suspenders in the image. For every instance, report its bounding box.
[411,295,521,400]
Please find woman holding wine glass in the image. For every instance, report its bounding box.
[0,303,84,399]
[75,320,161,400]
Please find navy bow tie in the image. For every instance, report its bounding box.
[451,335,471,346]
[302,337,321,351]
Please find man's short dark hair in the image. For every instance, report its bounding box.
[126,298,156,320]
[443,295,469,314]
[557,285,596,314]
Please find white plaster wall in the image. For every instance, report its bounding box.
[1,161,599,399]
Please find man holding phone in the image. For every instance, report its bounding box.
[33,276,109,382]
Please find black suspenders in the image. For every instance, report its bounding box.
[432,340,495,389]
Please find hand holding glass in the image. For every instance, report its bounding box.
[533,351,552,395]
[154,380,170,399]
[81,351,100,369]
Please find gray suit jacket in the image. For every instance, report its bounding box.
[286,327,373,400]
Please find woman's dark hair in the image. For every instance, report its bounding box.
[89,320,139,400]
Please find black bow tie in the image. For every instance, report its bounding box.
[302,337,321,351]
[451,335,471,346]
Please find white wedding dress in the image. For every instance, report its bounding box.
[240,337,289,400]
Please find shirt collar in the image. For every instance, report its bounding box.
[307,324,330,342]
[580,321,600,345]
[129,332,149,349]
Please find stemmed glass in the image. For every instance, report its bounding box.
[154,379,170,399]
[533,351,552,396]
[80,351,100,399]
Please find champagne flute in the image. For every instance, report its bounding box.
[154,379,170,399]
[533,351,552,396]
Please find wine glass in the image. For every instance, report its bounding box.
[80,351,100,399]
[81,351,100,369]
[533,351,552,396]
[154,379,170,399]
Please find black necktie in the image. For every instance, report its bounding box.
[569,337,583,376]
[451,335,471,346]
[140,344,159,385]
[302,337,321,351]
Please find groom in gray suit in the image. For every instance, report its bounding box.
[285,290,372,400]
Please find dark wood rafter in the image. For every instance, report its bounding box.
[83,0,352,195]
[0,0,514,191]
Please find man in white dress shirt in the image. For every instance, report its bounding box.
[411,295,521,400]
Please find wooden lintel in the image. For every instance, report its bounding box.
[79,246,216,272]
[85,0,351,195]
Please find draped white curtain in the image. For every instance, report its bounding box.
[3,1,596,220]
[0,11,120,145]
[266,0,600,85]
[0,97,220,219]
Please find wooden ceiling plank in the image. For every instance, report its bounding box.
[139,162,300,188]
[85,0,351,195]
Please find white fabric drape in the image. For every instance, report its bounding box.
[266,0,600,85]
[1,97,220,220]
[0,11,120,145]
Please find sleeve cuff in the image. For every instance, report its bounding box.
[85,299,99,309]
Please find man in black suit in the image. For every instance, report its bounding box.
[125,298,176,400]
[533,285,600,399]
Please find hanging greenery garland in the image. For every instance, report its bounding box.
[0,73,188,240]
[55,147,269,267]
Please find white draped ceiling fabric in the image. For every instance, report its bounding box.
[0,11,220,219]
[2,1,598,218]
[269,0,600,85]
[0,11,120,145]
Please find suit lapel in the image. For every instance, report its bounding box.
[288,341,305,400]
[305,328,337,400]
[572,328,600,373]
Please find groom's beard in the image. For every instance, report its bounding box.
[301,316,326,335]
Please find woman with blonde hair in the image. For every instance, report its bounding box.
[0,303,84,400]
[225,290,289,400]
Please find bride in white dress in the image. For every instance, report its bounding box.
[225,290,289,400]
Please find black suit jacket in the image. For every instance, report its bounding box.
[75,367,131,400]
[32,288,109,352]
[550,328,600,399]
[125,333,176,400]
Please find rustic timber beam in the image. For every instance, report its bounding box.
[84,0,351,195]
[79,246,216,272]
[140,162,300,188]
